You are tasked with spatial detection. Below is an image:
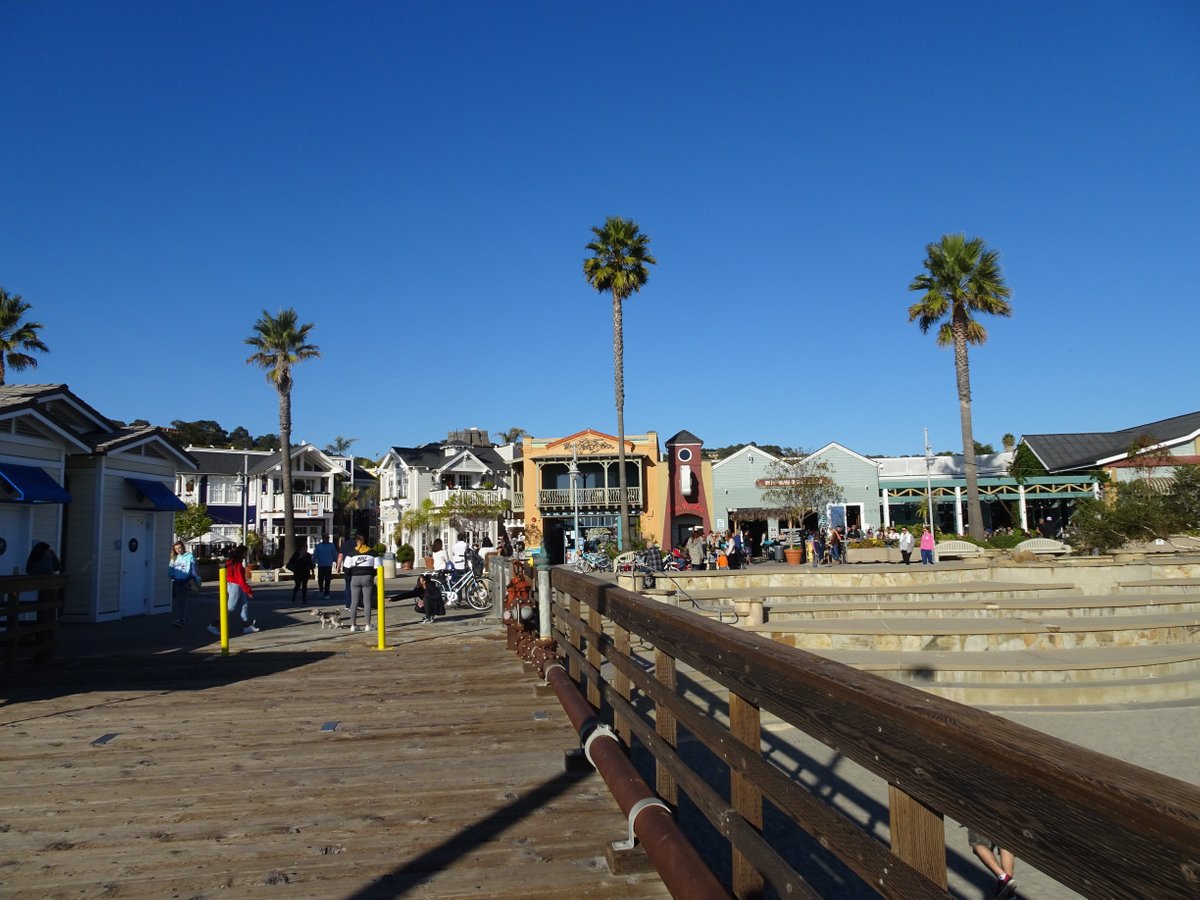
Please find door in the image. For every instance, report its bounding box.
[120,513,153,617]
[0,505,31,577]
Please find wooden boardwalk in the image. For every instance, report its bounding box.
[0,600,670,898]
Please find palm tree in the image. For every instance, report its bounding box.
[0,287,49,385]
[908,234,1012,540]
[245,309,320,564]
[584,216,657,551]
[1001,433,1016,452]
[325,435,357,456]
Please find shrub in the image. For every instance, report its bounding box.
[396,543,415,564]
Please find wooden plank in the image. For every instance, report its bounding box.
[888,784,947,889]
[0,623,670,898]
[730,693,764,899]
[614,625,631,743]
[655,647,678,806]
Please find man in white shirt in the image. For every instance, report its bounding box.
[451,533,468,571]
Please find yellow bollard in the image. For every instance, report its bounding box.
[218,566,230,656]
[372,566,390,650]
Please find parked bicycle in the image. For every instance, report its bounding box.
[572,551,613,573]
[434,567,493,610]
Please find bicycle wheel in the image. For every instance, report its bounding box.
[466,578,492,610]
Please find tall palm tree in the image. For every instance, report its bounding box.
[584,216,656,551]
[908,234,1012,540]
[0,287,49,385]
[245,309,320,564]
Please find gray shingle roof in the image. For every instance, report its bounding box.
[665,430,703,446]
[1024,410,1200,472]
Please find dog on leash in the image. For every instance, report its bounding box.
[310,608,345,630]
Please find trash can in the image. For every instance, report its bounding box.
[382,552,397,579]
[771,544,785,562]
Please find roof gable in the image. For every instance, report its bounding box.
[712,444,782,469]
[805,442,879,468]
[1023,410,1200,472]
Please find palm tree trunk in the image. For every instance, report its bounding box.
[953,326,984,540]
[613,292,630,551]
[278,382,296,565]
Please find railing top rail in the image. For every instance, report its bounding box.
[551,567,1200,897]
[0,574,67,591]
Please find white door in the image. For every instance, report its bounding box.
[120,513,153,617]
[0,505,31,577]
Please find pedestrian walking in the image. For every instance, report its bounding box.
[207,545,259,636]
[287,544,314,605]
[967,827,1017,897]
[898,527,914,565]
[312,533,336,600]
[168,540,200,626]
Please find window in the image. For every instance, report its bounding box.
[678,448,692,462]
[207,476,243,504]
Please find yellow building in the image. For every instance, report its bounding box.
[512,429,666,563]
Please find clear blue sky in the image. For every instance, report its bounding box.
[4,2,1198,461]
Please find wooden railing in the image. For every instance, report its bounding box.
[1,575,66,672]
[548,567,1200,897]
[257,492,331,514]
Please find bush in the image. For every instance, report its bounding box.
[396,543,415,564]
[372,542,387,556]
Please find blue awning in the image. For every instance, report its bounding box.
[126,477,186,512]
[0,463,72,504]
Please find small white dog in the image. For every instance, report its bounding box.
[310,608,345,630]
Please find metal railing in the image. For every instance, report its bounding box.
[547,567,1200,897]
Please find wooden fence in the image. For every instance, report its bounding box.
[549,567,1200,898]
[0,574,66,672]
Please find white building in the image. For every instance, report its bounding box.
[377,429,513,558]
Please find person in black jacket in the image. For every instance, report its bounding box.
[287,545,314,605]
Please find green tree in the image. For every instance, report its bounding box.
[325,435,357,456]
[228,426,255,449]
[497,427,529,445]
[400,498,447,556]
[1001,433,1016,452]
[245,309,320,564]
[0,287,49,385]
[171,419,230,447]
[583,216,657,551]
[441,491,508,543]
[173,503,214,544]
[760,454,844,533]
[908,234,1013,540]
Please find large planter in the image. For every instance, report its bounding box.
[400,561,413,570]
[423,556,434,570]
[783,547,803,565]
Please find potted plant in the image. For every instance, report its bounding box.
[397,543,415,570]
[784,543,803,565]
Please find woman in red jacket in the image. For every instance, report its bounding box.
[207,544,260,635]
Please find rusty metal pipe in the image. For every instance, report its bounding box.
[543,662,729,899]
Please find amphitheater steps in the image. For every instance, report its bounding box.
[763,592,1200,621]
[805,644,1200,706]
[684,580,1077,606]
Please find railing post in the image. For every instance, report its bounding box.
[888,784,947,889]
[586,606,602,708]
[613,625,631,742]
[730,693,764,899]
[654,647,678,805]
[568,594,581,682]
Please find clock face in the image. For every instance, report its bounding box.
[678,448,692,462]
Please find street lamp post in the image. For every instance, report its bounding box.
[568,446,580,565]
[239,453,249,544]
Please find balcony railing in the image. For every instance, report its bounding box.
[257,493,331,515]
[429,488,503,507]
[511,492,524,511]
[537,486,642,509]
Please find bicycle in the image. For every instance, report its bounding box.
[572,551,612,573]
[435,567,493,610]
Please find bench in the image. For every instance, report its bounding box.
[934,540,982,559]
[1014,538,1072,556]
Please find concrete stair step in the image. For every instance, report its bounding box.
[748,611,1200,652]
[1118,577,1200,594]
[684,580,1078,605]
[762,591,1200,621]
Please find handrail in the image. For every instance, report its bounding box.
[549,567,1200,898]
[1,574,67,672]
[632,562,740,625]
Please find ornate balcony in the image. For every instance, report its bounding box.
[429,488,503,507]
[537,486,641,509]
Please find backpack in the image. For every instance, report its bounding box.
[467,547,484,577]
